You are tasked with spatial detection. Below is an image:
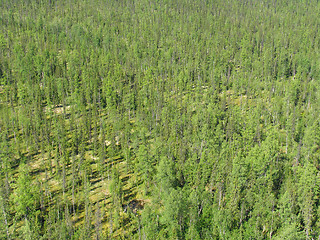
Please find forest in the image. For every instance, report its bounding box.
[1,0,320,239]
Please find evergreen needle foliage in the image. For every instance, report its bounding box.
[0,0,320,239]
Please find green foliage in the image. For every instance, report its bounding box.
[13,164,39,219]
[1,0,320,238]
[109,167,123,207]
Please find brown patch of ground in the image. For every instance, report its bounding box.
[44,105,71,114]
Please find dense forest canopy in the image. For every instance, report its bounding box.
[1,0,320,239]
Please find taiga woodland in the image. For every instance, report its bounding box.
[1,0,320,239]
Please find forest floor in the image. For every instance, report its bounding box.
[6,107,147,238]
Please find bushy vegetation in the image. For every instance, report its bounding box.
[1,0,320,239]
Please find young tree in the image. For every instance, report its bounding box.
[13,164,39,220]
